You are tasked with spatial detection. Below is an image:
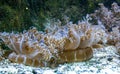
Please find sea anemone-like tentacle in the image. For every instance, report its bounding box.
[57,47,93,63]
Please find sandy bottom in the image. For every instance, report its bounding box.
[0,46,120,74]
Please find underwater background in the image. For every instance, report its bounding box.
[0,0,120,32]
[0,0,120,74]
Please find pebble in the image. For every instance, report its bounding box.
[43,70,55,74]
[107,57,113,61]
